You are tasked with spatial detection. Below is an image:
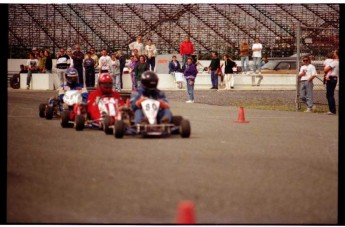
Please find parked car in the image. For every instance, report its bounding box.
[261,59,324,74]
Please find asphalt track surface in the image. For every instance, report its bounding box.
[7,90,338,224]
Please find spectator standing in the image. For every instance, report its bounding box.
[221,54,237,89]
[324,49,339,115]
[129,35,144,56]
[26,52,39,89]
[56,48,71,87]
[117,50,126,89]
[180,36,194,67]
[298,56,317,113]
[240,38,250,74]
[208,51,220,90]
[183,57,198,103]
[111,53,121,92]
[42,49,52,74]
[97,49,112,87]
[67,47,74,67]
[83,51,95,88]
[252,38,262,75]
[134,55,150,89]
[128,55,139,91]
[72,44,84,86]
[145,39,157,71]
[38,50,46,72]
[87,47,99,70]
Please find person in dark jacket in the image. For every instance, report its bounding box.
[42,49,52,74]
[168,55,181,74]
[221,54,237,89]
[183,57,198,103]
[83,51,95,87]
[208,51,220,90]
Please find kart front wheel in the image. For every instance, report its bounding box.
[114,120,125,138]
[103,115,113,135]
[39,103,46,118]
[61,110,71,128]
[180,119,191,138]
[75,115,85,131]
[45,106,54,120]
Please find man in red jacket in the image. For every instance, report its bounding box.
[180,35,194,67]
[87,74,124,123]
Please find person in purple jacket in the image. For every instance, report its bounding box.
[183,57,198,103]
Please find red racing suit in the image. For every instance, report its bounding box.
[87,88,124,123]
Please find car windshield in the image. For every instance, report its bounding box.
[261,61,278,70]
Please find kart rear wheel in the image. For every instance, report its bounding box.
[171,116,183,126]
[103,115,113,135]
[114,120,125,138]
[171,116,183,134]
[75,115,85,131]
[180,119,191,138]
[61,110,71,128]
[39,103,46,118]
[45,106,54,120]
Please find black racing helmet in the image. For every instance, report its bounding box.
[141,70,159,91]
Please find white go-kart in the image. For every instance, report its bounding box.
[114,98,191,138]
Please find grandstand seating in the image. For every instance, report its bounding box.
[8,4,339,58]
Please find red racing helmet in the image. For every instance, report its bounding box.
[98,73,113,94]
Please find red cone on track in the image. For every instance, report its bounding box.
[176,201,196,224]
[234,106,249,123]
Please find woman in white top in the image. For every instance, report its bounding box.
[145,39,157,71]
[324,49,339,115]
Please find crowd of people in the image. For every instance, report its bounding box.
[21,35,338,114]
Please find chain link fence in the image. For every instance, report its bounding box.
[295,25,339,111]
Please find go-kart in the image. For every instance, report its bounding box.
[78,95,124,134]
[60,90,88,130]
[39,96,62,120]
[114,98,191,138]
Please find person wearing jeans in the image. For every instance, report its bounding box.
[183,57,198,103]
[298,56,317,112]
[324,49,339,115]
[252,38,262,74]
[240,38,250,74]
[208,51,220,90]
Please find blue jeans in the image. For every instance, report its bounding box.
[74,65,84,87]
[182,54,191,68]
[253,57,261,73]
[186,79,195,101]
[26,70,38,86]
[134,108,173,124]
[240,56,249,72]
[211,70,218,88]
[326,77,337,113]
[147,57,155,71]
[300,81,314,108]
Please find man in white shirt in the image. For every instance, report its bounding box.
[252,38,262,75]
[129,35,144,56]
[298,56,317,113]
[145,39,157,71]
[97,49,112,87]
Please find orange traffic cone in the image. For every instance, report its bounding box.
[176,201,196,224]
[234,106,249,123]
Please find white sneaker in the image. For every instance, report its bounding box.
[185,100,194,103]
[312,105,316,112]
[304,108,312,113]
